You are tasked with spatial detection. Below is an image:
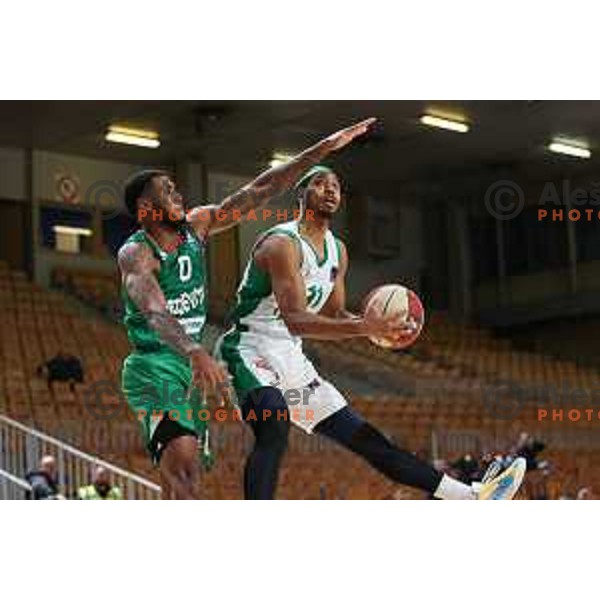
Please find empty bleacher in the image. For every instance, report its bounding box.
[3,259,599,498]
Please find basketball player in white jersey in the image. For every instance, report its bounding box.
[217,165,526,500]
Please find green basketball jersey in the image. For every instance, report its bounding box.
[121,228,208,351]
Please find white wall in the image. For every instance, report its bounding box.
[31,150,156,284]
[32,150,148,206]
[206,170,285,274]
[36,249,116,287]
[207,171,426,308]
[345,200,424,307]
[0,146,426,313]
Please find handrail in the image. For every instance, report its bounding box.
[0,468,32,491]
[0,413,160,493]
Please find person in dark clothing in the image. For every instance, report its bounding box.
[514,432,546,470]
[451,453,481,484]
[25,455,61,499]
[36,352,84,391]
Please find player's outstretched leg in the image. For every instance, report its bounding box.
[160,471,173,500]
[157,432,200,500]
[241,387,290,500]
[315,406,525,500]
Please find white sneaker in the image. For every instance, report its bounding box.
[477,457,526,500]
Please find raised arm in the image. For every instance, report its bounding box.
[189,118,376,238]
[118,242,227,393]
[255,235,401,341]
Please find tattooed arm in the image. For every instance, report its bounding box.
[118,242,227,393]
[189,118,376,238]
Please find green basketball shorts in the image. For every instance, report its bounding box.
[121,348,208,459]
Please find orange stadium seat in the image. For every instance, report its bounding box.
[1,260,598,499]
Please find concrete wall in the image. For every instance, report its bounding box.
[0,147,29,269]
[4,142,600,331]
[345,200,423,308]
[0,147,27,201]
[30,150,151,285]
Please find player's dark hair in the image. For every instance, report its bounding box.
[124,169,167,216]
[295,182,308,209]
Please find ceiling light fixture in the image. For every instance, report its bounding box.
[548,140,591,159]
[105,126,160,149]
[53,225,92,236]
[420,114,469,133]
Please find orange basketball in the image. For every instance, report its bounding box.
[362,284,425,349]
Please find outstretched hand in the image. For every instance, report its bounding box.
[325,118,377,152]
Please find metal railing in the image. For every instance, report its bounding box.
[0,468,32,500]
[0,414,161,500]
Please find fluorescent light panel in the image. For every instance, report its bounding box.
[548,141,591,159]
[105,126,160,149]
[420,114,469,133]
[53,225,92,236]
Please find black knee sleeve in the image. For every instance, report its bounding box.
[241,387,290,499]
[316,408,443,494]
[242,387,290,449]
[346,422,443,493]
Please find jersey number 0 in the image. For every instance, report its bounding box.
[178,255,192,282]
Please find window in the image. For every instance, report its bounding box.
[40,206,92,253]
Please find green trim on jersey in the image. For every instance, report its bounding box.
[224,221,341,355]
[263,227,302,258]
[218,329,262,397]
[228,257,272,324]
[300,231,328,267]
[228,225,302,324]
[138,229,164,259]
[334,237,343,264]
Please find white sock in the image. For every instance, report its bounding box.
[434,474,477,500]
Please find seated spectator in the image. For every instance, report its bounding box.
[451,453,480,484]
[513,432,547,470]
[36,352,84,391]
[576,487,594,500]
[25,455,62,500]
[77,466,122,500]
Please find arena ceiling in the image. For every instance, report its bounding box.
[1,100,599,198]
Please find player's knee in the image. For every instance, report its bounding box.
[243,387,289,419]
[263,388,289,415]
[166,458,197,491]
[160,436,199,491]
[265,415,290,450]
[245,387,290,449]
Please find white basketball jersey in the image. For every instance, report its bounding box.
[229,221,341,343]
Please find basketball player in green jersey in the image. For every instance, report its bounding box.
[118,118,376,499]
